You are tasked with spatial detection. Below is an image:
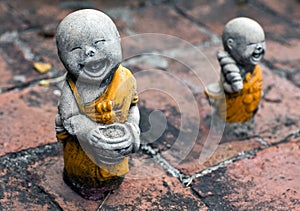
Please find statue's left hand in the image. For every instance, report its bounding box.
[124,122,140,152]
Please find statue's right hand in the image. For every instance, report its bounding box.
[217,50,243,93]
[77,128,126,166]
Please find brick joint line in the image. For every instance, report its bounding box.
[141,129,300,187]
[184,129,300,186]
[141,144,189,182]
[173,4,221,47]
[249,1,300,33]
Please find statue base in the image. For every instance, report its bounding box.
[63,169,123,201]
[60,137,128,201]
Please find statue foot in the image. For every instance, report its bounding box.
[63,169,124,201]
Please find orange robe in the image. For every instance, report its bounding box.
[205,65,262,123]
[56,65,138,199]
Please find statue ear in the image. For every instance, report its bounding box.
[226,38,234,50]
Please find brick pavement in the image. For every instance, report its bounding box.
[0,0,299,210]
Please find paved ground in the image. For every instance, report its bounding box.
[0,0,300,210]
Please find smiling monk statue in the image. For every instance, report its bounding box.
[205,17,266,123]
[55,9,140,200]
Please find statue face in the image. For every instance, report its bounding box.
[223,19,266,65]
[229,34,266,65]
[57,11,122,84]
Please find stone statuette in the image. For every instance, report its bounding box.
[55,9,140,200]
[205,17,266,123]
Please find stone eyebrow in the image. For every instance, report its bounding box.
[247,40,265,45]
[70,46,82,51]
[95,39,106,43]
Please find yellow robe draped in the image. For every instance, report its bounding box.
[205,65,262,123]
[57,65,138,188]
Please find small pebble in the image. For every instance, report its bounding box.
[33,62,52,74]
[13,75,26,83]
[53,89,61,97]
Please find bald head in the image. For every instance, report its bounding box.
[222,17,265,51]
[222,17,266,66]
[56,9,120,54]
[56,9,122,84]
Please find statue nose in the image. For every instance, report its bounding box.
[85,48,95,57]
[256,45,263,52]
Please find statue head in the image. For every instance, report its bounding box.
[56,9,122,84]
[222,17,266,67]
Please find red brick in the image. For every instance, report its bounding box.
[225,141,300,210]
[19,30,65,73]
[0,0,299,209]
[119,5,211,58]
[0,41,47,90]
[174,139,262,176]
[172,61,300,175]
[133,45,265,175]
[190,141,300,210]
[0,86,59,155]
[131,5,210,44]
[29,156,100,211]
[104,158,208,210]
[176,0,300,41]
[133,38,300,175]
[4,0,70,29]
[264,39,300,87]
[0,144,63,210]
[258,0,300,26]
[255,64,300,143]
[0,54,13,88]
[265,39,300,62]
[0,2,28,33]
[29,152,207,210]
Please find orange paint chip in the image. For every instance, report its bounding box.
[33,62,52,74]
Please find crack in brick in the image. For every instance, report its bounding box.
[1,129,299,210]
[262,59,300,88]
[174,4,221,47]
[249,1,300,34]
[0,143,62,210]
[0,31,35,60]
[0,78,46,94]
[184,130,300,186]
[34,185,63,211]
[141,144,188,182]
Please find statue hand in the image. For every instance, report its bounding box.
[83,123,138,165]
[124,122,141,152]
[79,126,126,165]
[96,101,115,123]
[218,50,243,93]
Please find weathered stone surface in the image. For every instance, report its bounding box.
[0,54,13,89]
[257,0,300,26]
[255,64,300,143]
[175,138,262,176]
[0,0,300,210]
[131,5,210,44]
[29,155,100,211]
[0,85,59,156]
[264,39,300,87]
[10,144,207,210]
[103,157,208,210]
[191,140,300,210]
[176,0,300,41]
[0,143,62,211]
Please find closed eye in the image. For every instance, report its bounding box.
[95,39,106,44]
[70,46,82,51]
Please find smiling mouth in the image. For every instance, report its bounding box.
[251,50,264,62]
[83,59,108,77]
